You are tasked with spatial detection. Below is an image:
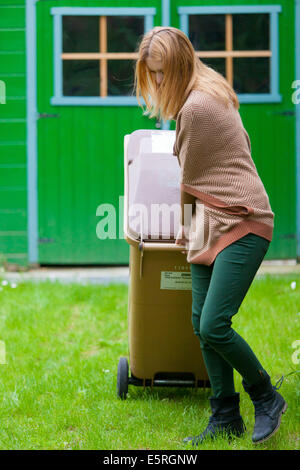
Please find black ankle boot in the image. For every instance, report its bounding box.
[183,393,246,446]
[242,373,288,444]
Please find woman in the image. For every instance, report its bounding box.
[134,26,287,446]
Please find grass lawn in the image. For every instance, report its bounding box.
[0,272,299,450]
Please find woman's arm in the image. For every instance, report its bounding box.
[175,189,196,247]
[180,188,196,226]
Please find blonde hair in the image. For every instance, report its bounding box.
[134,26,239,122]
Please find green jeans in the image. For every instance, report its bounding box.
[191,232,270,398]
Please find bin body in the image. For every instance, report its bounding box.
[124,129,209,387]
[128,244,209,385]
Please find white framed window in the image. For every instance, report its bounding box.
[50,7,156,106]
[178,5,282,103]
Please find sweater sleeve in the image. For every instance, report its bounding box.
[175,102,210,186]
[180,188,196,226]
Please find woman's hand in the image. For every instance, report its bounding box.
[175,224,190,254]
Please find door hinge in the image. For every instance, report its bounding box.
[37,113,60,119]
[272,110,295,116]
[279,234,297,239]
[38,237,55,244]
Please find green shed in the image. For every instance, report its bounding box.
[0,0,299,268]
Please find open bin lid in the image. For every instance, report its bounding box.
[124,130,181,242]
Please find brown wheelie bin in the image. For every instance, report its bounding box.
[117,129,209,399]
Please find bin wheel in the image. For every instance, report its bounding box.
[117,357,129,399]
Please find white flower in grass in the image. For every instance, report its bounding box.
[102,369,110,373]
[10,283,17,288]
[291,281,297,290]
[1,280,8,286]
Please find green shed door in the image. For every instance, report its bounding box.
[171,1,297,261]
[36,0,297,265]
[36,1,161,264]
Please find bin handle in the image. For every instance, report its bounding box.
[140,241,186,252]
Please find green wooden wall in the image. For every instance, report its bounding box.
[0,0,298,267]
[0,0,28,267]
[36,0,162,265]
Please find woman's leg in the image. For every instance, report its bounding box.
[199,232,270,386]
[191,263,236,398]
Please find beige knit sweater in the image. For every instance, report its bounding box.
[173,89,274,265]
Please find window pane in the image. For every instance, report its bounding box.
[107,60,135,96]
[200,57,226,78]
[63,60,99,96]
[63,16,99,53]
[233,14,269,50]
[233,58,270,93]
[189,15,225,51]
[107,16,144,52]
[62,15,143,97]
